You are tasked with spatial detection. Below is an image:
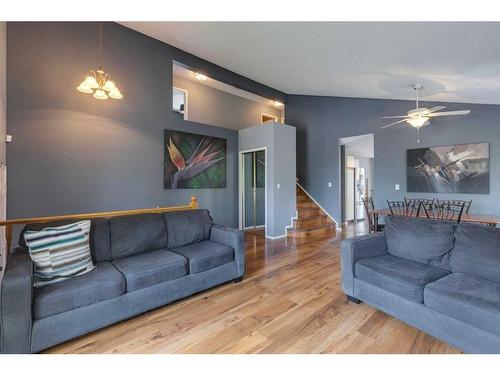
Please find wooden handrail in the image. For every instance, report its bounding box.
[0,196,198,255]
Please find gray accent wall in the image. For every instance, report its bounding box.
[0,22,6,277]
[6,22,286,240]
[287,95,500,222]
[239,123,296,238]
[0,22,5,165]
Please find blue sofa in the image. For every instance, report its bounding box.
[0,209,245,353]
[341,215,500,353]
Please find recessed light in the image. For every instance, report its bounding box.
[194,72,208,81]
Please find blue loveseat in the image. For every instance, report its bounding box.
[0,209,245,353]
[341,215,500,353]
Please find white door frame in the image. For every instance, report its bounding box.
[238,147,267,237]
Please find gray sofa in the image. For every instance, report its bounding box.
[0,209,245,353]
[341,215,500,353]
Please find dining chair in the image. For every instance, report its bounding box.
[438,199,472,214]
[404,197,434,207]
[387,200,421,217]
[422,199,465,223]
[361,196,384,233]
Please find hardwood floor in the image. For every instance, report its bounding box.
[45,222,460,354]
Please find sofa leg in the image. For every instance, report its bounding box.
[234,276,244,283]
[347,295,361,304]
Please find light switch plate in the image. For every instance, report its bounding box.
[395,184,400,191]
[277,183,280,189]
[328,182,332,187]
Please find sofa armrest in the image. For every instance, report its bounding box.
[210,225,245,278]
[340,232,387,297]
[1,247,34,353]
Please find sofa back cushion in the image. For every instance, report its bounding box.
[110,213,168,259]
[164,209,213,249]
[450,223,500,283]
[20,218,111,263]
[384,216,455,267]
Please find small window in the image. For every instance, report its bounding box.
[173,87,188,120]
[261,113,278,124]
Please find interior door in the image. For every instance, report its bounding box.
[243,151,265,231]
[345,167,355,222]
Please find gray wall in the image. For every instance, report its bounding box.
[287,94,500,223]
[0,22,5,276]
[239,123,296,238]
[173,75,281,130]
[6,22,286,242]
[0,22,5,165]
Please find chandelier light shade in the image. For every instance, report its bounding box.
[77,67,123,100]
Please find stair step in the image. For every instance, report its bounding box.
[297,195,310,203]
[294,215,329,228]
[287,223,336,238]
[297,207,321,218]
[297,201,317,209]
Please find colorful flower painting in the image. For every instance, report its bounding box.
[164,130,226,189]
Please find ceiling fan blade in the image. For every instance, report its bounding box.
[381,119,408,129]
[381,115,408,119]
[428,110,470,117]
[425,106,446,114]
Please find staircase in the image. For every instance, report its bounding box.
[287,185,336,238]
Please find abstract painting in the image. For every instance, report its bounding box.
[164,130,226,189]
[407,142,489,194]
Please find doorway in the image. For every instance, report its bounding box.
[240,149,266,235]
[340,134,374,226]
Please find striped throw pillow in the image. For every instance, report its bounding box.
[24,220,95,287]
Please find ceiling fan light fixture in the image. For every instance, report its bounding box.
[407,117,429,128]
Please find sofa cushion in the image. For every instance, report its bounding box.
[355,254,450,303]
[34,262,125,319]
[164,209,213,249]
[424,273,500,337]
[169,240,234,274]
[24,220,95,288]
[19,218,111,263]
[450,223,500,283]
[110,214,168,259]
[112,249,188,292]
[384,216,455,267]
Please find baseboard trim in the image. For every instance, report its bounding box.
[265,212,298,240]
[244,225,266,230]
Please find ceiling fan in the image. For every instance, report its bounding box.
[381,84,471,142]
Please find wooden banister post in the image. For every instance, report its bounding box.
[5,223,12,256]
[190,196,198,209]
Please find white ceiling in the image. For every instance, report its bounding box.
[340,134,374,158]
[121,22,500,105]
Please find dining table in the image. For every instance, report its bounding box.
[369,208,500,232]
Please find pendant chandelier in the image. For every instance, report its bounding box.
[76,23,123,100]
